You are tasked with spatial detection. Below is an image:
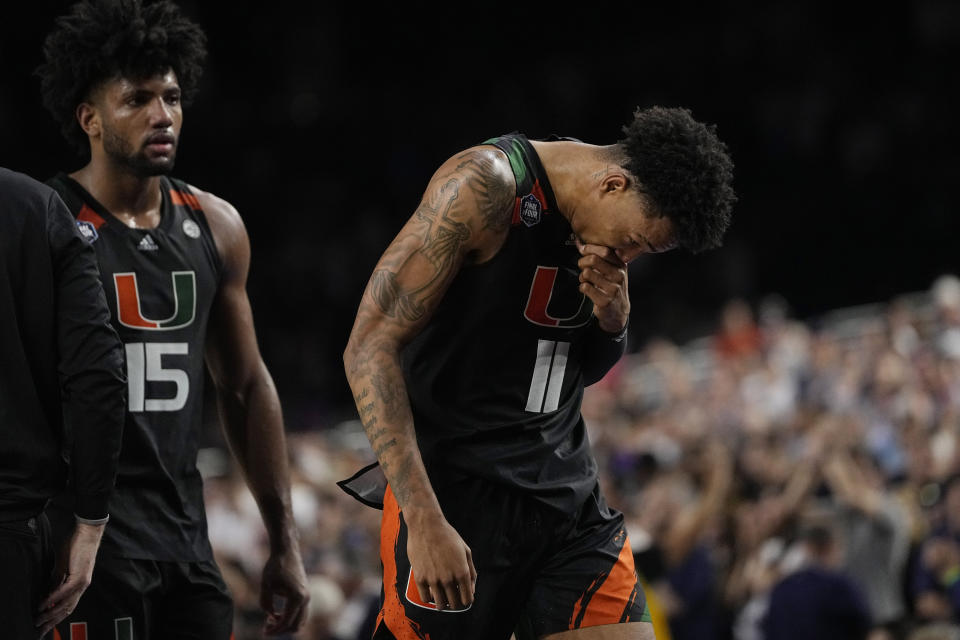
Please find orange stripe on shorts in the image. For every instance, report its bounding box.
[379,485,431,640]
[569,530,640,628]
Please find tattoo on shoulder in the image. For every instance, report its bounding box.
[363,149,512,327]
[368,177,470,323]
[454,149,515,232]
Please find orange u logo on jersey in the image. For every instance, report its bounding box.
[523,266,593,328]
[113,271,196,330]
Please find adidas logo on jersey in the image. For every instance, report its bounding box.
[138,234,159,252]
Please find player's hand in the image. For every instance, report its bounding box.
[575,239,630,333]
[406,513,477,611]
[35,521,104,636]
[260,546,310,635]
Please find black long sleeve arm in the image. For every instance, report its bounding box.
[47,191,126,522]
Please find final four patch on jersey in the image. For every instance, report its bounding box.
[520,193,542,227]
[182,219,201,238]
[76,219,98,242]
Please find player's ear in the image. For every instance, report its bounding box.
[600,172,629,194]
[76,102,101,139]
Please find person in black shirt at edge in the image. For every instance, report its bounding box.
[36,1,309,637]
[0,167,126,638]
[341,108,735,640]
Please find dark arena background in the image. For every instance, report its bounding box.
[2,2,959,639]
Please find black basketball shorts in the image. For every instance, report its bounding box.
[373,477,650,640]
[53,554,233,640]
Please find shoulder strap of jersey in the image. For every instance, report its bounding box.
[482,133,559,226]
[483,133,534,197]
[165,176,204,212]
[162,177,225,278]
[46,173,113,238]
[46,173,88,217]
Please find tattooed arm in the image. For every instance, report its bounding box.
[343,146,514,611]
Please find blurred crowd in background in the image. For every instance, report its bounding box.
[201,272,960,640]
[4,5,957,639]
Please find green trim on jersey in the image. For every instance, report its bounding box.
[484,135,529,192]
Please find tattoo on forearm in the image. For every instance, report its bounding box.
[373,437,398,459]
[384,455,414,505]
[355,377,408,489]
[354,387,378,432]
[366,425,390,443]
[371,372,401,420]
[357,390,375,417]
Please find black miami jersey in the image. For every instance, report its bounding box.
[402,133,609,513]
[47,174,222,561]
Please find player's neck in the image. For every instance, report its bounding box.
[71,157,164,227]
[531,140,617,232]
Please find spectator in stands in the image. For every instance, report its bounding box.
[762,524,871,640]
[913,474,960,622]
[822,445,911,636]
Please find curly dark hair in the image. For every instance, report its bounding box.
[37,0,207,152]
[618,106,736,253]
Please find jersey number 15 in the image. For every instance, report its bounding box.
[125,342,189,412]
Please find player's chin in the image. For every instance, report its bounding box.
[141,156,177,176]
